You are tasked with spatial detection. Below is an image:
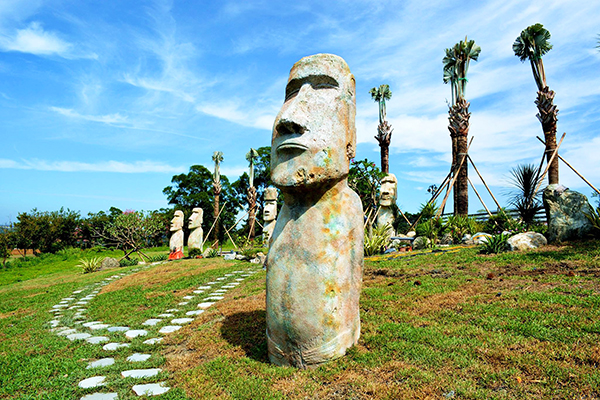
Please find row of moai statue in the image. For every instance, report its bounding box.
[167,189,280,260]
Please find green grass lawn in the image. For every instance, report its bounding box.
[1,242,599,399]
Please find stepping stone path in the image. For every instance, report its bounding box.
[45,263,260,398]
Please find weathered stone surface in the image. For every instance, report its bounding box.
[168,210,184,260]
[67,333,92,341]
[472,232,492,245]
[543,184,593,242]
[188,207,204,252]
[223,253,236,260]
[121,368,161,378]
[87,358,115,369]
[89,324,111,331]
[78,376,106,389]
[159,325,181,334]
[377,174,397,237]
[171,318,194,325]
[263,187,278,244]
[186,310,204,316]
[86,336,110,344]
[267,54,363,369]
[413,236,430,250]
[143,338,163,345]
[102,342,130,351]
[107,326,129,332]
[142,319,162,326]
[127,353,151,362]
[100,257,119,270]
[507,232,548,251]
[125,330,148,339]
[132,382,170,396]
[439,233,453,245]
[80,393,118,400]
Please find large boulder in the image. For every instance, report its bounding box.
[472,232,492,245]
[101,257,119,270]
[413,236,431,250]
[543,184,593,242]
[507,232,547,251]
[439,233,453,245]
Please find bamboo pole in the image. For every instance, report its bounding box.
[468,177,493,218]
[436,137,474,218]
[536,136,600,197]
[408,177,452,232]
[201,203,226,249]
[225,229,238,250]
[397,207,412,226]
[468,155,502,211]
[531,132,566,198]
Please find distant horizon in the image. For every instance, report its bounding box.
[2,0,599,223]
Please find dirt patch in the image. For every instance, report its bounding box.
[0,307,32,319]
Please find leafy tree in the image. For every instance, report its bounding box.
[163,164,240,244]
[80,207,123,248]
[0,226,15,267]
[443,36,481,216]
[13,208,81,254]
[508,164,544,227]
[513,23,559,185]
[348,159,386,217]
[369,84,393,174]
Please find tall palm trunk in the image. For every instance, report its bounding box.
[448,98,470,216]
[247,186,257,240]
[375,120,393,174]
[213,182,221,243]
[535,86,559,185]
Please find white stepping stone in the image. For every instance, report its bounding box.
[165,309,179,312]
[132,382,170,396]
[48,320,60,327]
[216,277,226,281]
[192,290,204,294]
[52,304,68,309]
[57,329,78,336]
[127,353,151,362]
[78,376,106,389]
[83,321,104,328]
[214,289,228,293]
[233,270,243,273]
[159,325,181,334]
[73,290,83,294]
[69,305,83,309]
[73,315,85,320]
[107,326,129,332]
[87,358,115,369]
[229,282,240,286]
[205,296,224,301]
[59,300,69,304]
[142,319,162,326]
[125,330,148,339]
[62,297,75,301]
[206,282,216,285]
[102,342,130,351]
[197,302,215,309]
[89,324,111,331]
[235,278,245,281]
[182,296,195,300]
[86,336,110,344]
[222,285,235,289]
[171,318,194,325]
[122,368,161,378]
[197,286,210,290]
[67,333,92,341]
[143,338,163,345]
[224,274,234,277]
[81,392,118,400]
[178,302,189,306]
[157,314,173,318]
[76,301,89,305]
[186,310,204,316]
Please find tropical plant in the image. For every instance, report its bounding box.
[479,233,509,254]
[443,37,481,217]
[369,84,393,174]
[78,257,102,273]
[444,215,479,243]
[119,257,139,267]
[364,223,391,256]
[508,164,544,227]
[204,247,220,258]
[583,206,600,238]
[417,200,440,222]
[348,158,386,218]
[416,219,442,245]
[513,23,559,185]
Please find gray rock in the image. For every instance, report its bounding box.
[223,253,236,260]
[406,231,416,237]
[413,236,431,250]
[121,368,161,379]
[100,257,119,270]
[158,325,181,334]
[235,254,248,261]
[472,232,492,245]
[439,233,453,245]
[78,376,106,389]
[132,382,170,396]
[67,333,92,341]
[125,329,148,339]
[102,342,129,351]
[127,353,151,362]
[86,336,110,344]
[143,338,163,345]
[80,393,118,400]
[87,358,115,369]
[507,232,548,251]
[544,184,594,242]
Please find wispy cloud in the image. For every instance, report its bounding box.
[0,158,185,173]
[50,106,128,125]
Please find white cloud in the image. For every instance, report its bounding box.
[50,106,128,125]
[197,102,276,130]
[0,158,185,173]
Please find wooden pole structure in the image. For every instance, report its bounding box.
[468,177,493,218]
[536,136,600,197]
[436,137,474,219]
[397,207,412,226]
[225,229,238,250]
[201,203,226,249]
[408,177,452,232]
[531,132,566,199]
[467,155,503,211]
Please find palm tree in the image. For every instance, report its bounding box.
[369,84,393,174]
[245,148,259,240]
[443,36,481,216]
[212,151,223,243]
[513,23,558,185]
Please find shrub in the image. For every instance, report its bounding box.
[188,248,203,258]
[584,206,600,238]
[444,215,479,243]
[416,218,442,244]
[58,247,82,260]
[364,223,391,256]
[78,257,102,273]
[149,254,168,262]
[479,234,509,254]
[119,258,139,267]
[204,248,220,258]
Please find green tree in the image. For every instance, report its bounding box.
[443,36,481,216]
[369,84,393,174]
[0,226,15,267]
[513,23,559,185]
[13,208,81,254]
[348,159,386,217]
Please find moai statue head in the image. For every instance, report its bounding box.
[379,173,398,207]
[170,210,184,232]
[188,208,203,229]
[263,187,278,222]
[271,53,356,191]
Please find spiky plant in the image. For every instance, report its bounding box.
[513,23,559,185]
[508,164,544,227]
[78,257,102,274]
[443,37,481,216]
[369,84,393,174]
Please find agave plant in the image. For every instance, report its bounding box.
[364,223,391,256]
[508,164,544,227]
[78,257,102,274]
[479,233,509,254]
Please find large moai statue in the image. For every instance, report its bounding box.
[188,207,204,252]
[266,53,364,369]
[377,173,398,237]
[168,210,184,260]
[262,187,278,245]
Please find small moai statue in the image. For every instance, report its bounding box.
[262,187,278,245]
[187,207,204,253]
[266,53,363,369]
[377,173,398,238]
[168,210,184,260]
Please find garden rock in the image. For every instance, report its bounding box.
[413,236,430,250]
[472,232,492,245]
[406,231,416,237]
[100,257,119,270]
[543,184,593,242]
[223,253,236,260]
[461,234,473,245]
[439,233,453,245]
[507,232,547,251]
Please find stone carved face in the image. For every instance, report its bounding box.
[263,200,277,222]
[379,174,398,207]
[271,54,356,189]
[170,210,184,231]
[188,208,203,229]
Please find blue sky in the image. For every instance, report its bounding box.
[1,0,599,223]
